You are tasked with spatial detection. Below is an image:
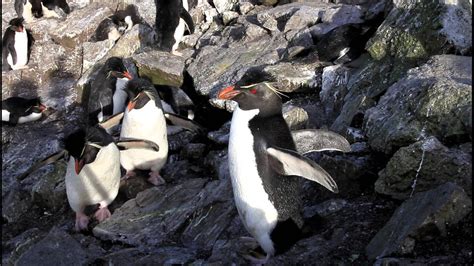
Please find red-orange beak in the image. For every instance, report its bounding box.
[127,100,136,111]
[123,71,133,80]
[217,86,241,100]
[75,159,84,175]
[39,104,47,112]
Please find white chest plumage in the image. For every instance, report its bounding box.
[112,78,129,115]
[7,30,28,70]
[18,112,42,123]
[119,101,168,172]
[65,143,121,212]
[172,0,189,52]
[2,110,11,122]
[228,107,278,256]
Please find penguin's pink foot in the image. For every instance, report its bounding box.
[148,171,165,186]
[172,50,183,56]
[121,170,136,181]
[242,253,270,265]
[94,204,111,223]
[75,212,90,232]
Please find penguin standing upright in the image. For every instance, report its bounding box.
[119,78,168,186]
[217,79,349,262]
[85,57,133,124]
[154,0,194,54]
[2,18,33,71]
[64,125,121,231]
[2,97,47,125]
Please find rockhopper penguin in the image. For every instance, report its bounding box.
[2,97,47,125]
[218,81,345,263]
[2,18,33,71]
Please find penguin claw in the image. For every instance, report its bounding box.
[121,171,136,181]
[75,212,90,232]
[242,253,270,265]
[148,172,165,186]
[94,206,112,222]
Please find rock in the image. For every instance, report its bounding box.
[181,143,207,160]
[261,0,278,6]
[81,40,115,73]
[50,3,113,49]
[207,121,231,145]
[100,247,197,265]
[4,228,45,265]
[93,178,209,246]
[303,198,348,218]
[31,162,67,212]
[213,0,237,13]
[282,104,309,130]
[366,182,472,260]
[320,65,351,121]
[222,11,239,25]
[14,227,98,265]
[2,185,33,224]
[132,50,185,86]
[263,61,321,93]
[364,55,472,154]
[107,24,156,58]
[375,137,472,199]
[239,2,254,14]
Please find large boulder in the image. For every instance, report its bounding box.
[375,137,472,199]
[364,55,472,154]
[132,50,186,86]
[366,182,472,260]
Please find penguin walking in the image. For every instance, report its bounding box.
[2,97,47,125]
[119,78,168,186]
[217,80,349,262]
[2,18,33,71]
[154,0,194,55]
[85,57,133,125]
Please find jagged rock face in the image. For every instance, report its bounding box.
[364,55,472,154]
[1,0,472,265]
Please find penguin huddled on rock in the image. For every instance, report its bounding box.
[217,77,350,262]
[85,57,133,125]
[154,0,194,54]
[15,0,70,22]
[2,18,34,71]
[91,4,144,42]
[2,96,47,125]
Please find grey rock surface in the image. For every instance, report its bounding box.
[133,50,186,86]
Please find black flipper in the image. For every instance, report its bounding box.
[180,8,194,34]
[291,129,351,154]
[16,150,66,180]
[116,139,159,152]
[164,112,204,134]
[266,146,339,193]
[99,112,124,130]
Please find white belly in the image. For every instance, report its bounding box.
[172,0,189,52]
[119,101,168,172]
[228,107,278,256]
[7,30,28,70]
[2,110,10,122]
[18,112,42,123]
[65,144,121,212]
[112,78,129,115]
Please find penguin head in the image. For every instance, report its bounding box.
[27,98,47,114]
[125,78,160,111]
[218,82,285,116]
[104,57,133,80]
[64,126,114,174]
[9,18,25,32]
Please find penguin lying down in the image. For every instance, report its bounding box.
[2,97,48,125]
[17,125,160,231]
[217,80,351,263]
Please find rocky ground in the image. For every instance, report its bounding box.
[2,0,472,265]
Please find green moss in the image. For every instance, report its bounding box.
[138,67,183,87]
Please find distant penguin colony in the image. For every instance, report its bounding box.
[2,18,33,71]
[154,0,194,54]
[217,74,350,263]
[2,97,47,125]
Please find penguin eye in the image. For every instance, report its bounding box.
[249,89,257,94]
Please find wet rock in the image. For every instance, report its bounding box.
[14,227,98,265]
[282,104,309,130]
[376,137,472,199]
[366,182,472,260]
[107,24,156,58]
[31,162,67,213]
[81,40,115,73]
[132,50,185,86]
[207,121,231,145]
[93,178,208,246]
[364,55,472,154]
[50,3,113,49]
[222,11,239,25]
